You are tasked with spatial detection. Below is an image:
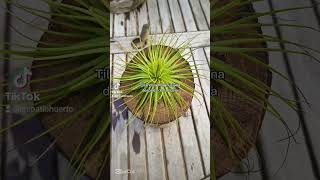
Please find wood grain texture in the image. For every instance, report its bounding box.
[147,0,162,34]
[200,0,210,26]
[157,0,174,33]
[114,13,126,37]
[179,110,205,180]
[162,123,188,180]
[193,48,210,113]
[188,49,211,176]
[128,113,148,180]
[126,10,138,36]
[146,127,167,180]
[188,0,209,30]
[167,0,185,32]
[178,0,197,32]
[138,2,149,34]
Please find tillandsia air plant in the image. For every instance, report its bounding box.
[212,0,320,179]
[1,0,110,179]
[113,34,205,126]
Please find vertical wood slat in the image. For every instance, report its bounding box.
[272,0,320,179]
[162,123,188,180]
[188,49,211,176]
[188,0,209,30]
[126,10,138,37]
[114,13,126,37]
[178,0,197,32]
[111,10,128,179]
[193,48,210,113]
[253,1,317,179]
[126,19,148,180]
[111,53,129,180]
[199,0,210,27]
[146,127,166,180]
[176,48,209,180]
[167,0,185,32]
[128,113,148,180]
[147,0,162,34]
[178,110,205,180]
[157,0,174,33]
[138,2,149,34]
[271,0,320,174]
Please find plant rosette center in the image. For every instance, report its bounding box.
[119,45,195,125]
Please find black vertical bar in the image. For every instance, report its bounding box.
[267,0,320,179]
[1,2,11,180]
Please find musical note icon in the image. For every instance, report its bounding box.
[14,67,32,89]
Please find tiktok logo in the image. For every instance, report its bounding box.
[14,67,32,89]
[113,82,120,90]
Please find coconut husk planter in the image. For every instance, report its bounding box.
[120,46,195,126]
[212,0,272,177]
[31,0,108,178]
